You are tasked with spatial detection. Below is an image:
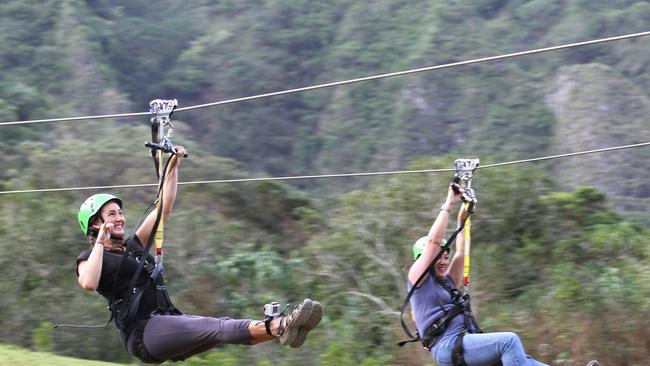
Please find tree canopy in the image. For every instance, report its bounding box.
[1,1,649,365]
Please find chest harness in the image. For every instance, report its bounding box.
[424,277,484,366]
[397,216,480,366]
[399,160,501,366]
[397,185,475,340]
[111,99,184,335]
[56,100,184,362]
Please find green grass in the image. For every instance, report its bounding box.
[0,344,130,366]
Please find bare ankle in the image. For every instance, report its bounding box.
[269,317,281,336]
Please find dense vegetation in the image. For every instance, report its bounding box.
[1,1,649,365]
[0,344,123,366]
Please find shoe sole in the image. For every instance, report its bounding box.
[290,300,323,348]
[279,299,313,346]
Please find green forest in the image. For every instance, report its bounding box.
[1,1,649,365]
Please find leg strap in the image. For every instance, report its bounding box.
[451,332,468,366]
[131,319,163,364]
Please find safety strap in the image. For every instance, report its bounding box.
[107,160,169,329]
[399,159,479,346]
[110,99,180,322]
[452,331,468,366]
[153,275,181,315]
[145,99,184,317]
[131,319,161,363]
[145,99,186,275]
[455,158,479,296]
[54,100,181,331]
[124,201,164,309]
[104,248,130,324]
[439,269,499,366]
[420,301,465,349]
[398,196,474,345]
[400,276,477,351]
[438,278,481,333]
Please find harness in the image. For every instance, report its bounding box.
[397,192,474,349]
[114,99,184,363]
[109,99,183,331]
[108,233,179,364]
[399,159,490,366]
[57,99,185,363]
[420,277,484,366]
[142,98,184,319]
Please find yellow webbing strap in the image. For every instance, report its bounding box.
[463,201,472,292]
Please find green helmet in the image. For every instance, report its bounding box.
[78,193,122,235]
[412,236,447,260]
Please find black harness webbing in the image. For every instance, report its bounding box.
[421,297,465,349]
[56,102,180,332]
[104,248,130,326]
[415,266,502,366]
[398,198,474,345]
[111,156,181,334]
[437,279,478,366]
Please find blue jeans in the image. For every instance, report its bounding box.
[433,332,548,366]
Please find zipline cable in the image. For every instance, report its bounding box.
[1,141,648,195]
[1,30,650,126]
[175,30,650,112]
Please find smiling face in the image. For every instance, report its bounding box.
[434,251,449,280]
[91,201,126,239]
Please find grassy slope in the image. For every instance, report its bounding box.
[0,344,131,366]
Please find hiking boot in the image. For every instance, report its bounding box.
[290,300,323,348]
[585,361,600,366]
[276,299,314,346]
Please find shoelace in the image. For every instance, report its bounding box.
[275,303,297,336]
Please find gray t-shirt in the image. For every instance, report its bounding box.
[407,274,470,343]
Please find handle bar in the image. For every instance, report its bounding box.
[145,141,189,158]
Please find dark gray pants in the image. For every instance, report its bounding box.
[128,314,252,362]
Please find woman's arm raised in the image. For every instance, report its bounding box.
[408,185,462,284]
[136,146,187,246]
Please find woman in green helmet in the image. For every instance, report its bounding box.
[407,184,600,366]
[407,184,549,366]
[75,146,322,363]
